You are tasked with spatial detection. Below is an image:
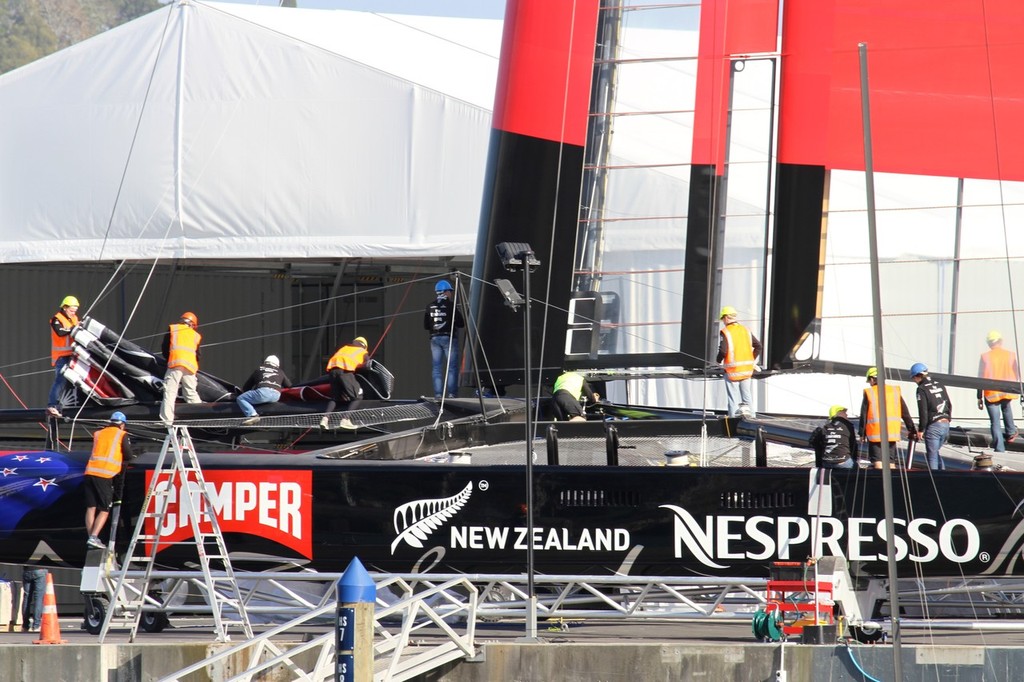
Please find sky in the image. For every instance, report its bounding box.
[205,0,696,29]
[213,0,507,18]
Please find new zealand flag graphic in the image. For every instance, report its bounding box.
[0,451,85,538]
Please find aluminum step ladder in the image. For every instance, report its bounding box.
[99,425,253,642]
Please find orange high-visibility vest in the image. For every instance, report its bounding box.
[167,323,201,374]
[50,310,79,365]
[327,344,367,372]
[980,347,1020,403]
[721,323,755,382]
[864,384,903,443]
[86,425,125,479]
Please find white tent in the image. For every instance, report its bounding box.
[0,1,501,263]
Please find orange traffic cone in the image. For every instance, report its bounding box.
[33,573,66,645]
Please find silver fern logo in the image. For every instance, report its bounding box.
[391,482,473,553]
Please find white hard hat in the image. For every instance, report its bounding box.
[265,355,280,367]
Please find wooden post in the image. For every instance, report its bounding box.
[336,557,375,682]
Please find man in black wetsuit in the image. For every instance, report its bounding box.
[809,405,858,469]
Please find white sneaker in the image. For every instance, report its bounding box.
[338,418,356,430]
[241,416,260,425]
[319,416,329,430]
[87,536,105,550]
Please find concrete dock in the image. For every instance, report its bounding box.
[3,617,1024,681]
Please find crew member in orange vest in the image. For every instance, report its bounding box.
[858,367,918,469]
[84,411,133,549]
[716,306,762,418]
[321,336,369,430]
[159,312,202,426]
[47,295,81,417]
[977,330,1020,452]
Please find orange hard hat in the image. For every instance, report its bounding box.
[181,312,198,327]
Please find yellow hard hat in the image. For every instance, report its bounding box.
[866,367,878,379]
[719,305,738,319]
[353,336,368,347]
[61,295,80,308]
[987,330,1002,344]
[829,405,847,419]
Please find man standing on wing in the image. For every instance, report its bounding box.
[978,330,1019,453]
[859,367,918,469]
[910,362,952,470]
[159,312,202,427]
[716,306,761,418]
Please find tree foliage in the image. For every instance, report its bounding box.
[0,0,165,75]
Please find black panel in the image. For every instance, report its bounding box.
[469,130,585,388]
[768,163,826,369]
[681,164,720,368]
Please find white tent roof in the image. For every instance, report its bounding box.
[0,1,501,263]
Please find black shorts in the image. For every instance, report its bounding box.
[553,390,585,419]
[867,441,905,465]
[329,369,363,402]
[83,475,114,510]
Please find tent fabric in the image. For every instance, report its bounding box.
[0,1,500,263]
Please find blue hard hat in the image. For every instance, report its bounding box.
[909,362,928,377]
[110,411,127,424]
[435,280,453,292]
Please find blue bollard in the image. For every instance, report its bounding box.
[336,557,375,682]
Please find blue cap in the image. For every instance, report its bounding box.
[337,557,375,603]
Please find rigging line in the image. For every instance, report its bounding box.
[95,5,176,262]
[52,0,282,411]
[373,269,421,357]
[65,259,171,451]
[531,0,586,440]
[436,273,457,416]
[181,272,448,338]
[0,371,63,446]
[460,287,504,406]
[79,271,443,354]
[196,0,494,111]
[980,0,1022,397]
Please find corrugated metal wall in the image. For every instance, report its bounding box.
[0,264,454,410]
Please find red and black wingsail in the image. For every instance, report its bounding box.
[472,0,1023,380]
[470,0,600,388]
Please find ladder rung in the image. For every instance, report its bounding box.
[103,425,252,641]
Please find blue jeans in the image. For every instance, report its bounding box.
[824,457,855,469]
[22,568,47,629]
[922,420,949,470]
[724,378,754,417]
[236,387,280,417]
[47,356,70,409]
[431,335,459,398]
[986,399,1017,452]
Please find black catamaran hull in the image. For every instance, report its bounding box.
[6,448,1024,580]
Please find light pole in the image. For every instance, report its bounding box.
[495,241,540,640]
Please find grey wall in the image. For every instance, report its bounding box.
[0,263,464,410]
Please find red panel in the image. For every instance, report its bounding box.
[694,0,781,170]
[692,0,730,170]
[492,0,601,146]
[780,0,1024,182]
[724,0,780,55]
